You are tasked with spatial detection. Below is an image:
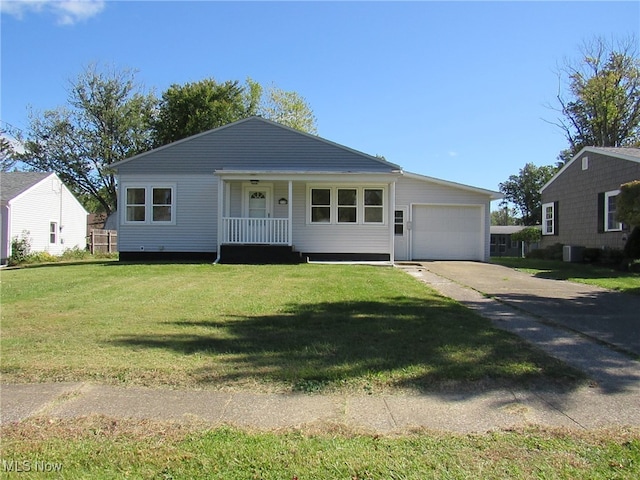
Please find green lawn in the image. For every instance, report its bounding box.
[1,418,638,479]
[1,262,581,393]
[491,257,640,295]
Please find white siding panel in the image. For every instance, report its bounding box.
[291,183,390,254]
[10,175,87,255]
[118,174,217,253]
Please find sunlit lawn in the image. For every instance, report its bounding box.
[1,262,582,393]
[491,257,640,295]
[1,419,638,480]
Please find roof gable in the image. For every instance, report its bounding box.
[113,117,401,174]
[541,146,640,192]
[0,172,52,203]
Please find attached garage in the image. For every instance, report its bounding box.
[394,173,502,262]
[411,204,485,261]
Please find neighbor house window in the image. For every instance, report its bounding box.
[311,188,331,223]
[123,185,176,225]
[604,190,622,232]
[49,222,57,244]
[542,202,555,235]
[308,186,386,225]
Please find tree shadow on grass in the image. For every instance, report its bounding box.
[107,296,585,396]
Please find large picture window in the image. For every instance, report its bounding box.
[308,186,385,225]
[123,185,175,225]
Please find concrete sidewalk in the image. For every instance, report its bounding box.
[2,380,639,434]
[2,261,639,434]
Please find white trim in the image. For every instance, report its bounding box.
[409,203,485,262]
[121,183,177,226]
[604,189,622,232]
[306,184,388,226]
[542,202,555,235]
[241,182,273,218]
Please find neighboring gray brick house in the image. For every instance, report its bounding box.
[539,147,640,251]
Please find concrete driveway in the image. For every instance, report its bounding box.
[414,261,640,357]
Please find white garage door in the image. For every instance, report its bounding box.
[412,205,484,261]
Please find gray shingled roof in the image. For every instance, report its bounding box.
[0,172,51,203]
[589,147,640,160]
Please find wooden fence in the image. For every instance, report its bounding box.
[88,229,117,254]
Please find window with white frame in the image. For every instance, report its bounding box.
[50,222,57,244]
[337,188,357,223]
[604,190,622,232]
[308,186,386,225]
[364,188,384,223]
[310,188,331,223]
[123,185,175,224]
[542,202,555,235]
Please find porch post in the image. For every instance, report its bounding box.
[217,176,224,254]
[389,180,396,264]
[287,180,293,246]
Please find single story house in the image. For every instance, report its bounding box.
[112,117,501,263]
[540,146,640,251]
[490,226,526,257]
[1,172,89,264]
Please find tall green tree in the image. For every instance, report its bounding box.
[1,131,17,172]
[259,83,317,135]
[499,163,557,226]
[152,77,317,146]
[152,79,251,146]
[552,36,640,162]
[18,64,157,214]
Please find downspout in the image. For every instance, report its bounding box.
[213,175,224,264]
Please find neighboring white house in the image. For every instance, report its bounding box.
[1,172,88,264]
[112,117,501,263]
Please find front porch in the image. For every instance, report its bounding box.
[221,217,290,245]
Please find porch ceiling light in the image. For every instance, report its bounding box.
[250,179,259,185]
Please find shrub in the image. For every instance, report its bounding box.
[527,242,564,261]
[61,246,91,260]
[582,248,601,263]
[9,231,31,265]
[624,226,640,260]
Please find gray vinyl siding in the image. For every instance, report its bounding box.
[291,183,391,254]
[116,118,399,175]
[118,174,217,253]
[541,151,640,250]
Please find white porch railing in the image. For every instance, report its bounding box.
[222,217,290,245]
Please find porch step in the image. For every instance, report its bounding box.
[219,245,304,265]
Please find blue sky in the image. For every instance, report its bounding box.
[1,1,639,199]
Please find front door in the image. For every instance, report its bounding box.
[242,184,273,243]
[394,206,409,261]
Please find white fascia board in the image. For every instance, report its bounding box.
[403,171,503,200]
[213,170,403,183]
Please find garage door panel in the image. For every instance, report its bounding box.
[412,205,483,261]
